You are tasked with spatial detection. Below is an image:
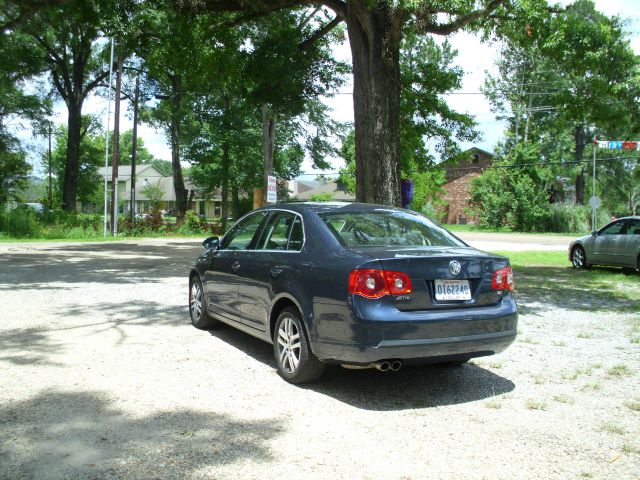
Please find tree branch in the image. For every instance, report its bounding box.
[180,0,346,20]
[81,70,110,102]
[418,0,508,36]
[299,15,343,50]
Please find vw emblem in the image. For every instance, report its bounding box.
[449,260,462,276]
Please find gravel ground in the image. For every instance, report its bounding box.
[0,238,638,480]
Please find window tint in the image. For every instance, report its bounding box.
[600,221,624,236]
[220,211,267,250]
[256,212,304,251]
[319,210,464,248]
[626,220,640,235]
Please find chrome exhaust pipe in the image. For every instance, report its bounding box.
[375,361,391,372]
[389,360,402,372]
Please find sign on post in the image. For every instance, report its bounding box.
[267,175,277,204]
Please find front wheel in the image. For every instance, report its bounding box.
[571,246,589,269]
[189,275,218,330]
[273,308,324,384]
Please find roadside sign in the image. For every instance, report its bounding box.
[267,175,277,203]
[589,196,601,208]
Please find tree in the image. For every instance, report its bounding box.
[0,133,31,205]
[4,0,123,211]
[179,0,517,207]
[484,0,640,205]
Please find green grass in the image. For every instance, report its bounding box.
[624,399,640,411]
[552,394,575,404]
[526,399,547,410]
[607,365,633,377]
[600,422,626,435]
[491,250,640,314]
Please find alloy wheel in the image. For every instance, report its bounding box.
[572,247,585,268]
[190,281,203,320]
[277,316,301,374]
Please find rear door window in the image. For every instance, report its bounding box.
[256,211,304,252]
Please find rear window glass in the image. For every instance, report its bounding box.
[318,210,465,248]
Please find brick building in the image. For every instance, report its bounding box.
[439,147,494,225]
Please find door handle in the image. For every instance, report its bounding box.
[270,266,284,278]
[231,262,240,272]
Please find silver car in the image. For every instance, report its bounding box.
[569,216,640,274]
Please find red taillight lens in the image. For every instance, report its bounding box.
[349,269,412,298]
[492,266,514,291]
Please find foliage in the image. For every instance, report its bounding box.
[469,143,552,232]
[0,132,32,205]
[140,181,164,210]
[411,169,447,218]
[309,192,333,202]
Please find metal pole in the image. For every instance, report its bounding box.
[103,39,114,237]
[131,76,140,227]
[592,137,597,231]
[48,124,52,209]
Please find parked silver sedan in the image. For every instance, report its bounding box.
[569,216,640,274]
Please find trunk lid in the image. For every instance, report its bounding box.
[353,246,510,311]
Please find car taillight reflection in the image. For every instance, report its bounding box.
[349,269,413,298]
[492,266,514,291]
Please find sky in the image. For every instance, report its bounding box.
[20,0,640,178]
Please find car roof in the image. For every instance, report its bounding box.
[268,202,408,215]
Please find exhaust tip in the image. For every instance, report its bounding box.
[390,360,402,372]
[375,361,391,372]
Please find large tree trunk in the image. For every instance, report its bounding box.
[574,124,586,205]
[170,74,188,221]
[346,1,402,207]
[62,101,83,212]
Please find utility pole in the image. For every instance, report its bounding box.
[110,55,122,235]
[131,76,140,227]
[48,124,52,209]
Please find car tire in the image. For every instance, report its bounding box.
[571,246,589,269]
[189,275,218,330]
[273,307,325,384]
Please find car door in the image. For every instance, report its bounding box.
[204,211,268,320]
[592,220,626,265]
[619,219,640,267]
[234,211,304,329]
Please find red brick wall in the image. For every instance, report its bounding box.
[441,173,481,224]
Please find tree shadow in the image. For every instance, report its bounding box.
[0,241,202,289]
[0,390,280,479]
[207,326,515,411]
[514,265,639,315]
[0,327,65,366]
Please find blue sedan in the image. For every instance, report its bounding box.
[189,202,518,383]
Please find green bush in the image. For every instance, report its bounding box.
[0,208,42,237]
[546,204,612,234]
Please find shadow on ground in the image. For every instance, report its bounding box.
[0,390,280,479]
[0,327,65,366]
[209,326,515,411]
[0,241,201,289]
[514,265,639,315]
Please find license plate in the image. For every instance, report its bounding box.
[434,279,471,301]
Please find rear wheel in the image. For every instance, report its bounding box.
[189,275,218,329]
[571,246,589,269]
[273,307,324,384]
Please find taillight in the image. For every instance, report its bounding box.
[492,266,514,291]
[349,269,413,298]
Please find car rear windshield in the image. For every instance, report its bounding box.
[318,210,465,248]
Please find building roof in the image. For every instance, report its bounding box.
[296,181,355,202]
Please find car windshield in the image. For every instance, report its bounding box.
[318,210,465,248]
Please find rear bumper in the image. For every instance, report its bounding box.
[311,295,518,364]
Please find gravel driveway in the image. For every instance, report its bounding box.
[0,238,638,479]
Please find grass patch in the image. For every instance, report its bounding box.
[552,340,567,347]
[600,422,626,435]
[577,332,593,339]
[485,399,502,409]
[607,365,633,377]
[531,374,546,385]
[624,399,640,411]
[622,443,638,454]
[520,336,539,345]
[491,251,640,314]
[562,366,593,381]
[552,394,575,404]
[581,382,602,392]
[526,399,547,410]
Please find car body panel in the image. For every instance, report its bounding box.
[190,202,518,367]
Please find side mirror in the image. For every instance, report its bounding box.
[202,236,219,250]
[591,231,598,237]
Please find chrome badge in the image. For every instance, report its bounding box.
[449,260,462,276]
